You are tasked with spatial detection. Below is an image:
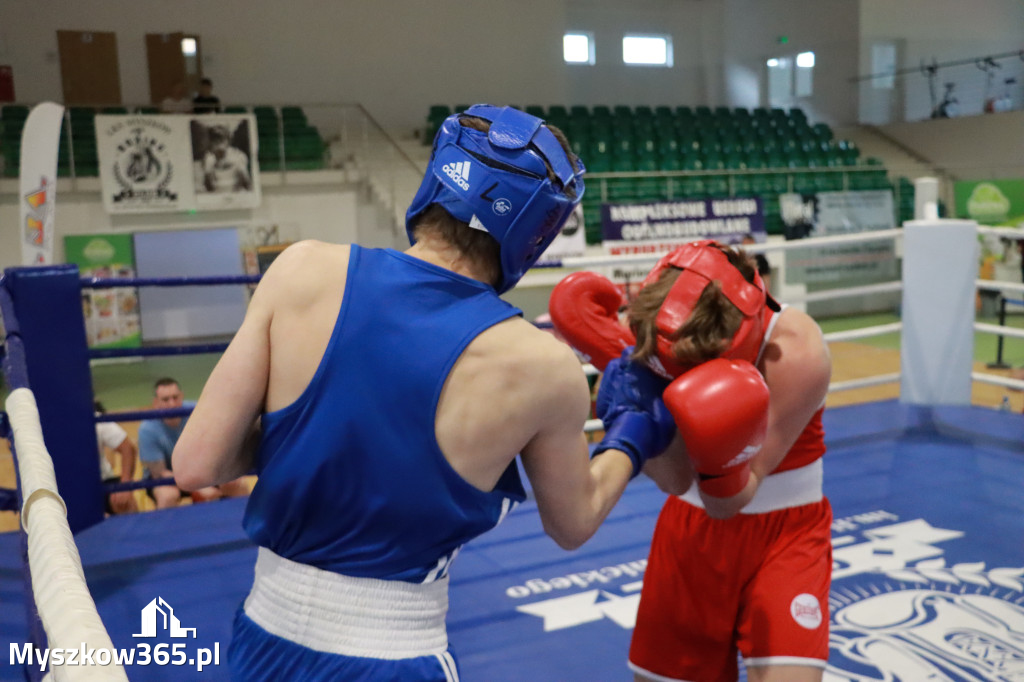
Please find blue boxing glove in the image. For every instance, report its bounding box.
[593,347,676,478]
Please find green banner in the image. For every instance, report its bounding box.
[954,179,1024,226]
[64,234,141,349]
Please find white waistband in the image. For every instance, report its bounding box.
[678,458,823,514]
[243,547,450,659]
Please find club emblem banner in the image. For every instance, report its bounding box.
[96,114,261,214]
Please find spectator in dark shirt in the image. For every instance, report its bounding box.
[193,78,222,114]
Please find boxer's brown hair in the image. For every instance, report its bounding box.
[629,244,755,367]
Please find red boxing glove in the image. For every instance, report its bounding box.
[549,271,635,372]
[662,358,770,498]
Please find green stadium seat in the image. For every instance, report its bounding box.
[548,105,569,120]
[633,154,658,172]
[585,153,611,173]
[657,153,682,172]
[1,105,29,122]
[610,155,635,172]
[569,105,591,119]
[281,106,307,122]
[811,122,833,143]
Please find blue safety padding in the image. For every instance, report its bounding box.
[3,266,103,533]
[1,401,1023,681]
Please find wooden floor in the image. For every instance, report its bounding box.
[1,340,1021,534]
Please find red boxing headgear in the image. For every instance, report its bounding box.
[640,240,772,378]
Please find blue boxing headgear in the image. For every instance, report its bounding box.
[406,104,586,293]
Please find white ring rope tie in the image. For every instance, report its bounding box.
[6,388,129,681]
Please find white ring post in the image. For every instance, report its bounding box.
[900,219,978,405]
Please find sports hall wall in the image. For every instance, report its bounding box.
[4,0,1020,130]
[0,0,895,130]
[859,0,1024,122]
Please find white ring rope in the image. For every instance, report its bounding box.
[822,323,903,343]
[827,373,902,393]
[976,279,1024,296]
[974,322,1024,340]
[785,281,902,305]
[560,228,905,270]
[6,388,129,681]
[971,372,1024,391]
[977,226,1024,241]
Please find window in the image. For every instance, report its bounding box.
[871,43,897,90]
[563,33,594,65]
[795,51,814,97]
[767,51,814,104]
[767,56,793,105]
[623,35,672,67]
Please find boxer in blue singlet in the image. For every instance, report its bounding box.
[173,105,677,681]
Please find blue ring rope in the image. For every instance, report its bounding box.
[0,487,18,511]
[103,477,177,494]
[82,274,262,289]
[90,343,230,359]
[95,405,193,424]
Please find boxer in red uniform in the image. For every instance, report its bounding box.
[550,240,832,682]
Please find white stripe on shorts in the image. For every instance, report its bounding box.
[436,651,459,682]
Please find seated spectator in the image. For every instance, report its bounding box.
[192,78,222,114]
[139,377,248,508]
[160,81,193,114]
[95,400,138,515]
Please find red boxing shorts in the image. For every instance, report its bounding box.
[629,495,832,682]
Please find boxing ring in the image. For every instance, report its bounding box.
[2,219,1024,681]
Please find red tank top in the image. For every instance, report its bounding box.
[772,407,826,473]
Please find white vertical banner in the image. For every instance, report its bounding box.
[18,102,65,265]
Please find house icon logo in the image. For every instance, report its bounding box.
[132,597,197,638]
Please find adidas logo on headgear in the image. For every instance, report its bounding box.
[442,161,471,191]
